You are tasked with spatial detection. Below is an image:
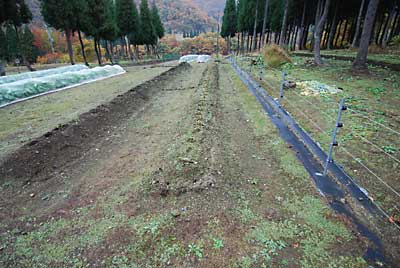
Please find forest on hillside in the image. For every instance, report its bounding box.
[221,0,400,70]
[25,0,223,33]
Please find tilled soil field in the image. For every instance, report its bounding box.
[0,62,397,267]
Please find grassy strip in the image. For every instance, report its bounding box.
[293,49,400,65]
[221,63,366,268]
[237,55,400,219]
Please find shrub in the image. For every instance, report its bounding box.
[261,45,292,68]
[391,35,400,47]
[37,52,64,64]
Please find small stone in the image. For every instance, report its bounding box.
[171,210,181,218]
[29,193,35,198]
[339,198,346,204]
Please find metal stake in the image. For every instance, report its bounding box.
[322,98,347,176]
[279,71,287,99]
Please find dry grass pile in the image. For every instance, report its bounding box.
[261,44,292,68]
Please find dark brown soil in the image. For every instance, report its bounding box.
[0,62,387,268]
[0,63,191,185]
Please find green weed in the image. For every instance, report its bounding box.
[366,87,387,97]
[383,145,397,154]
[188,243,203,258]
[212,238,224,250]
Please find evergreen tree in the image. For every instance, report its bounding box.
[41,0,87,65]
[139,0,157,51]
[100,0,119,64]
[116,0,139,59]
[0,27,7,76]
[84,0,109,65]
[1,0,33,74]
[128,1,141,59]
[151,1,164,41]
[116,0,137,36]
[5,0,32,28]
[221,0,237,38]
[20,25,37,64]
[5,24,18,61]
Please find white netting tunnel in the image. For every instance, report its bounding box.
[0,65,126,107]
[179,55,211,63]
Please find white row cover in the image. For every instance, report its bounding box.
[0,65,126,107]
[0,64,89,85]
[179,55,212,63]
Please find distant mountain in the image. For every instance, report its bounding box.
[152,0,217,33]
[26,0,42,25]
[26,0,225,33]
[193,0,226,21]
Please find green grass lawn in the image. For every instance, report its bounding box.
[238,55,400,220]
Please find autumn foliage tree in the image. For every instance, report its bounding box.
[41,0,87,65]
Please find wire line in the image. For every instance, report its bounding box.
[339,147,400,199]
[348,108,400,136]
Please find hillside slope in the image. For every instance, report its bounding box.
[26,0,220,33]
[193,0,226,20]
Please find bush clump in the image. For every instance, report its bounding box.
[261,44,292,68]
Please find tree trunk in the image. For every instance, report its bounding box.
[65,29,75,65]
[125,37,130,58]
[120,37,126,59]
[237,33,240,54]
[279,0,289,47]
[394,12,400,36]
[94,39,101,65]
[287,24,293,48]
[241,32,245,54]
[293,26,299,50]
[353,0,380,71]
[128,40,137,61]
[252,0,260,51]
[340,19,349,47]
[379,11,390,45]
[246,33,250,52]
[301,24,310,49]
[333,20,343,48]
[311,0,323,51]
[98,41,103,64]
[348,18,356,44]
[351,0,366,48]
[383,6,398,47]
[374,13,384,44]
[389,10,400,40]
[322,22,330,48]
[314,0,331,65]
[78,30,89,66]
[260,0,270,48]
[105,41,114,64]
[0,61,6,76]
[134,45,139,60]
[297,0,307,50]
